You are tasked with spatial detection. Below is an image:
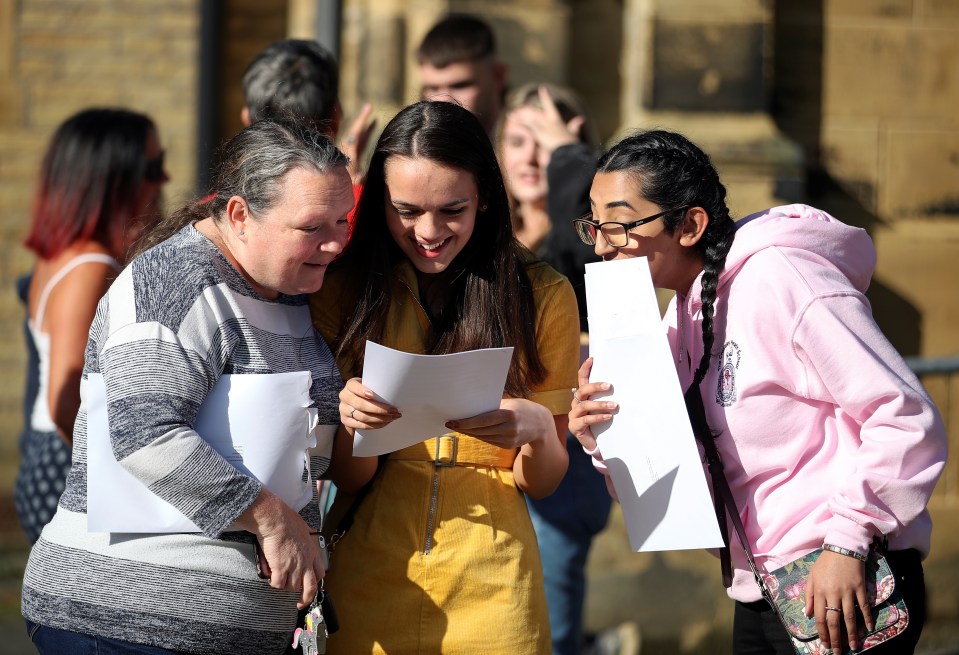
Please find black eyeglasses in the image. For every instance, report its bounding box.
[143,150,167,183]
[573,206,689,248]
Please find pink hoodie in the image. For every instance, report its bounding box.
[591,204,948,602]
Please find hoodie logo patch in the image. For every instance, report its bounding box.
[716,340,741,407]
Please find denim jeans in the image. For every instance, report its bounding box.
[26,620,189,655]
[528,434,613,655]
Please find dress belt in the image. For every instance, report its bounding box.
[389,433,517,469]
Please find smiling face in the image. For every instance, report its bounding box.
[501,106,550,206]
[383,156,479,276]
[589,170,705,293]
[234,165,354,298]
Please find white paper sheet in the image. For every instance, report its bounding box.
[353,341,514,456]
[87,371,329,533]
[585,257,724,552]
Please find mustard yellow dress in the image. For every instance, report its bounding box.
[310,257,579,654]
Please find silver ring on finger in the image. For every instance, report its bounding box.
[571,387,581,402]
[348,407,357,419]
[824,606,842,613]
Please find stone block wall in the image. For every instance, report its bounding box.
[820,5,958,221]
[775,1,959,357]
[0,0,293,498]
[337,0,592,151]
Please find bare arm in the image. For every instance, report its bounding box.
[513,412,569,498]
[43,262,114,444]
[337,103,377,186]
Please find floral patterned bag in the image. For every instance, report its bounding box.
[762,548,908,655]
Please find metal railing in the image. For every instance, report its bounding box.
[906,356,959,377]
[907,355,959,500]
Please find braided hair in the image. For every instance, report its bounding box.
[597,130,737,386]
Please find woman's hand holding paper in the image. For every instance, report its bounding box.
[339,376,402,431]
[446,398,555,449]
[568,357,616,451]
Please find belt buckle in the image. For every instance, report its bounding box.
[434,434,457,467]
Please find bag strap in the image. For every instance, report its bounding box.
[684,383,770,596]
[327,454,387,555]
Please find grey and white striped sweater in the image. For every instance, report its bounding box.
[22,225,341,654]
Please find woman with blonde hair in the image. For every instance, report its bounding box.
[498,82,600,308]
[497,83,612,654]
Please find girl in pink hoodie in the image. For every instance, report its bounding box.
[568,130,947,655]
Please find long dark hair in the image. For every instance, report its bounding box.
[332,101,546,397]
[135,117,348,257]
[24,108,156,259]
[597,129,736,386]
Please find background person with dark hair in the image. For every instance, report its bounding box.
[15,107,168,544]
[241,38,376,187]
[312,100,579,654]
[416,14,507,138]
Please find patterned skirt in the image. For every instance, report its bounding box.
[15,426,71,543]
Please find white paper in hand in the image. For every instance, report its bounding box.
[353,341,514,457]
[86,371,319,533]
[585,257,723,552]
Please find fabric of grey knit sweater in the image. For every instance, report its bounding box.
[22,225,341,654]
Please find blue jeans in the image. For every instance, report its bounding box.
[26,620,189,655]
[528,434,613,655]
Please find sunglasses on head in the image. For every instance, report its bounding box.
[144,150,167,183]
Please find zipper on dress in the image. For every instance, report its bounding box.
[395,275,449,555]
[395,275,444,555]
[424,467,440,554]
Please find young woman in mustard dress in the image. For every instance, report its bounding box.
[311,101,580,654]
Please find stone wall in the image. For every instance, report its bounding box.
[775,0,959,357]
[218,0,289,144]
